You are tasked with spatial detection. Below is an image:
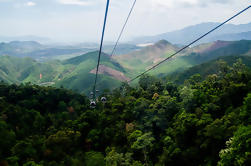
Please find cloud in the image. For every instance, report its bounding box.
[149,0,235,9]
[0,0,249,42]
[58,0,92,6]
[26,1,36,7]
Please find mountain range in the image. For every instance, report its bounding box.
[0,38,251,94]
[0,35,51,43]
[133,22,251,45]
[0,41,139,61]
[115,39,251,78]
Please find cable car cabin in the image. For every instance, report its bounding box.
[90,101,96,108]
[101,97,107,103]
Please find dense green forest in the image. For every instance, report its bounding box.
[0,58,250,166]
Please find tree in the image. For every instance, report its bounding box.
[0,120,16,159]
[139,75,157,91]
[105,147,133,166]
[131,132,155,166]
[84,151,105,166]
[240,93,251,125]
[45,130,81,160]
[218,126,251,166]
[23,161,42,166]
[11,140,36,164]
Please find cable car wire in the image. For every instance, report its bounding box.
[110,0,137,57]
[92,0,110,100]
[128,5,251,83]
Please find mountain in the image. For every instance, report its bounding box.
[0,41,139,61]
[0,41,43,54]
[0,51,128,94]
[168,55,251,84]
[0,55,63,84]
[57,51,127,93]
[133,22,251,45]
[157,40,251,77]
[0,41,92,61]
[114,40,180,76]
[0,35,50,43]
[208,31,251,41]
[115,39,251,80]
[186,40,251,63]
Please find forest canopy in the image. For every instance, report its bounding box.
[0,59,250,166]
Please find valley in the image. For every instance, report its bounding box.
[0,38,251,95]
[0,1,251,164]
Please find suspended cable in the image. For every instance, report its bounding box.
[128,5,251,83]
[110,0,137,57]
[92,0,110,99]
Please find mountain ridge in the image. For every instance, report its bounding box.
[133,22,251,45]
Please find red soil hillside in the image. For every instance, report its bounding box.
[90,65,129,82]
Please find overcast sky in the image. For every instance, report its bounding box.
[0,0,250,43]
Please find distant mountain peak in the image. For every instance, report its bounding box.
[152,40,178,51]
[89,50,110,57]
[155,40,171,46]
[8,40,42,47]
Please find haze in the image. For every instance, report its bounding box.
[0,0,250,43]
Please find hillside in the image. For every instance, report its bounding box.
[0,55,62,84]
[185,40,251,63]
[209,31,251,41]
[114,40,180,77]
[0,58,250,165]
[116,40,251,80]
[0,51,128,94]
[168,55,251,84]
[56,51,127,94]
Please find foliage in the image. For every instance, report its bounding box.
[0,59,250,165]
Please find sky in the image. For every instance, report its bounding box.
[0,0,250,43]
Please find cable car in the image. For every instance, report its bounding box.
[101,97,107,103]
[90,100,96,108]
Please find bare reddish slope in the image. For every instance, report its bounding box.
[90,65,129,82]
[192,41,232,53]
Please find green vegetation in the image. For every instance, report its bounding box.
[0,40,251,95]
[0,58,250,165]
[168,56,251,84]
[57,51,125,94]
[0,55,62,84]
[0,51,126,94]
